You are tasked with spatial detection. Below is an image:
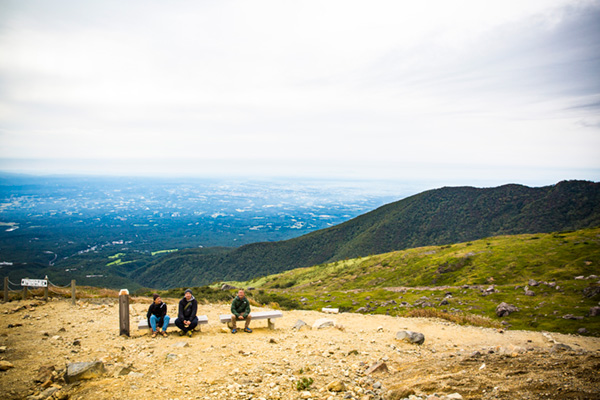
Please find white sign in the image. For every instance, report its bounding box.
[21,279,47,287]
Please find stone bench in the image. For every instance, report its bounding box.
[219,310,283,330]
[137,315,209,331]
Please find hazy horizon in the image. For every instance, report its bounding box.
[1,1,599,184]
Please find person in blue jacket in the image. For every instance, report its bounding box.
[147,294,170,338]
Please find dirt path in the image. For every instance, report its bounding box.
[1,298,599,400]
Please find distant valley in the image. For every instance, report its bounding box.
[0,174,403,289]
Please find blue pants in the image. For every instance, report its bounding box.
[150,315,170,332]
[175,316,198,333]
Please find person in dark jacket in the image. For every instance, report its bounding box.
[175,289,198,337]
[147,294,170,338]
[230,289,252,333]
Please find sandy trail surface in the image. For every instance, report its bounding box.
[1,298,599,400]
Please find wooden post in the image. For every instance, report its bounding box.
[71,280,76,305]
[119,289,130,337]
[44,277,48,301]
[3,277,8,303]
[22,284,28,300]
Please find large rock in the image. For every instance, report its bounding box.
[65,361,105,383]
[395,330,425,345]
[221,284,236,291]
[589,306,600,317]
[495,302,519,317]
[312,318,335,329]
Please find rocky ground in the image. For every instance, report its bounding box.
[1,297,599,400]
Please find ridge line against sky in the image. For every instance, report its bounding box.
[0,0,599,187]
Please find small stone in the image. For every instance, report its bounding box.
[388,387,415,398]
[300,390,312,399]
[0,361,15,371]
[446,394,463,400]
[114,365,133,377]
[365,361,388,375]
[395,330,425,345]
[172,341,189,348]
[551,343,572,353]
[65,361,105,383]
[495,302,519,317]
[326,380,346,392]
[312,318,335,329]
[292,320,307,330]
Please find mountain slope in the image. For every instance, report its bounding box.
[136,180,600,288]
[240,227,600,335]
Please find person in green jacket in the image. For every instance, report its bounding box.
[230,289,252,333]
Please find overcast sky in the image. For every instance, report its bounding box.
[0,0,598,187]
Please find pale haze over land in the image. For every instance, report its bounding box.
[0,0,599,188]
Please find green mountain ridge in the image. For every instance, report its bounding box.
[136,180,600,288]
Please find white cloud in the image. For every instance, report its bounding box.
[0,0,598,184]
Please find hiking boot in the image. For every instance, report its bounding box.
[161,331,168,337]
[231,328,237,334]
[187,331,193,337]
[178,331,185,336]
[244,328,252,333]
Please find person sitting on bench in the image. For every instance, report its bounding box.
[147,293,170,338]
[175,289,198,337]
[230,289,252,333]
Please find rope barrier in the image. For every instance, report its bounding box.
[7,279,20,286]
[48,287,67,295]
[48,280,71,288]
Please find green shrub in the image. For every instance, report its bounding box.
[296,377,313,391]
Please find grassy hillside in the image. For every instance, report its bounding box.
[136,180,600,288]
[232,228,600,336]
